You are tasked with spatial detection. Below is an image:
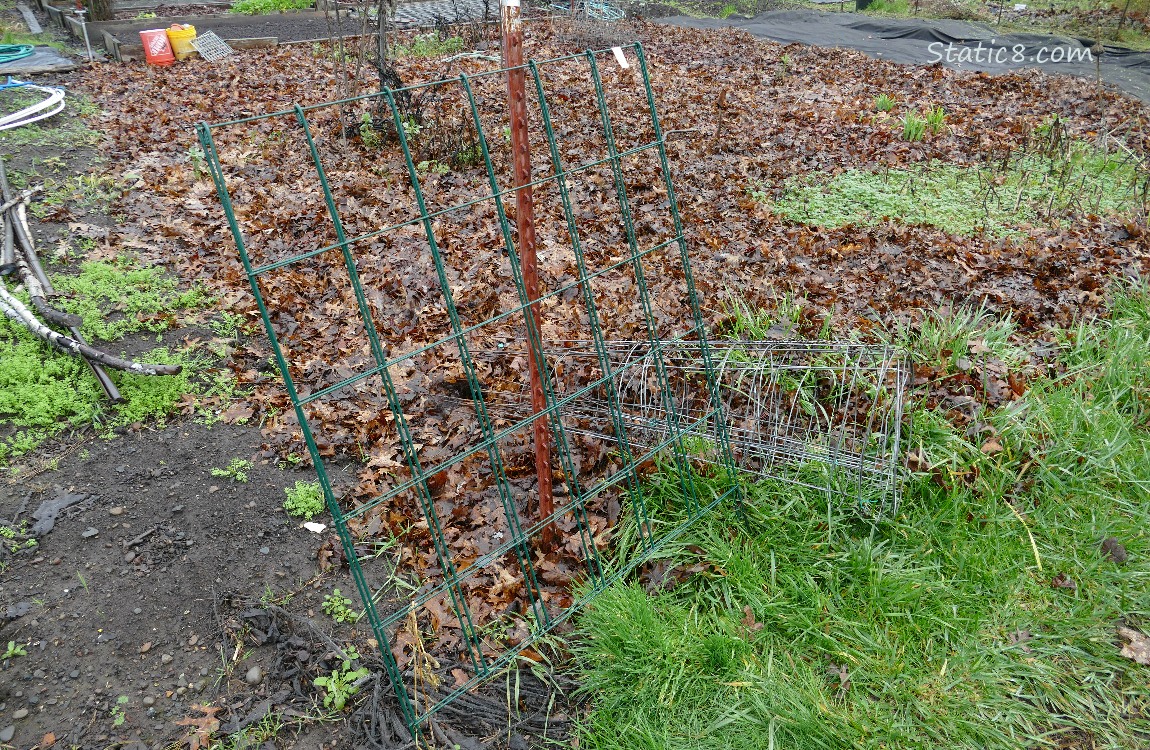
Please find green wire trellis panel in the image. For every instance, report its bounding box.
[197,43,741,732]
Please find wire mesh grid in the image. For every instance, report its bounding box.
[197,43,753,735]
[190,31,234,62]
[195,38,912,737]
[474,339,909,513]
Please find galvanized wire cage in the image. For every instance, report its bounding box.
[476,339,909,513]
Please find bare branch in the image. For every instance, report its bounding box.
[0,283,182,376]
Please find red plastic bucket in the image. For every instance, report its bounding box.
[140,29,175,66]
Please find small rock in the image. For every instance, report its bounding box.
[208,486,219,494]
[259,547,269,555]
[142,696,155,707]
[116,465,126,474]
[12,709,27,720]
[188,635,198,647]
[133,608,142,615]
[109,507,124,516]
[954,356,972,372]
[171,505,184,513]
[245,666,263,685]
[69,671,79,679]
[26,697,38,706]
[176,687,187,696]
[161,654,173,665]
[0,726,13,742]
[81,527,99,539]
[124,552,136,563]
[139,642,152,654]
[32,669,45,679]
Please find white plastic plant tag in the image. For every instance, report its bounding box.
[502,0,520,7]
[303,522,327,533]
[612,46,629,68]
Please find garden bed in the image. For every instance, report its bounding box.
[1,11,1149,750]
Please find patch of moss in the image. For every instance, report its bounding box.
[53,261,211,342]
[0,263,214,464]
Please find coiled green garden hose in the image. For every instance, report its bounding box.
[0,45,35,65]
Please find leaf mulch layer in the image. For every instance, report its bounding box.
[74,17,1150,693]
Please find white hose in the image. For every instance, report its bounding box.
[0,83,66,131]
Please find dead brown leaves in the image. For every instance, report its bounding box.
[70,21,1150,669]
[174,704,222,750]
[1117,626,1150,666]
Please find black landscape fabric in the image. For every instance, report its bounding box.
[657,9,1150,103]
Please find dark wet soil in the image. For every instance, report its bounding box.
[113,4,231,21]
[0,422,354,749]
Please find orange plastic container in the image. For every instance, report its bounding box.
[165,24,197,61]
[139,28,175,66]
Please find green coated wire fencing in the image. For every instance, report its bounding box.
[198,43,747,735]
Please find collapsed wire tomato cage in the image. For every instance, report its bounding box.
[196,42,907,738]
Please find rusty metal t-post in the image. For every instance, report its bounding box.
[501,0,555,539]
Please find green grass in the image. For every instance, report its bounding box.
[888,301,1027,372]
[768,141,1149,236]
[392,32,464,58]
[861,0,911,13]
[0,92,101,151]
[0,262,213,464]
[229,0,313,13]
[574,285,1150,749]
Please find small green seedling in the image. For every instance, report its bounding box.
[359,113,382,150]
[925,105,947,135]
[211,458,253,483]
[874,93,896,112]
[901,111,927,142]
[111,695,129,727]
[2,641,27,659]
[322,589,361,624]
[313,647,370,710]
[283,481,325,520]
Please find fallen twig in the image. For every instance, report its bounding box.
[11,242,83,328]
[123,526,158,548]
[0,187,40,215]
[0,284,182,375]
